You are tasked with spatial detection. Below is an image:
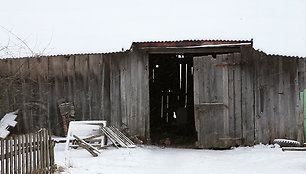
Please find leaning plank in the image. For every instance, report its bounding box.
[73,135,100,157]
[282,147,306,151]
[110,126,136,147]
[100,128,119,149]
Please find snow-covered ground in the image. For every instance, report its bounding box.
[55,143,306,174]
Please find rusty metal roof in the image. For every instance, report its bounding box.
[131,39,253,48]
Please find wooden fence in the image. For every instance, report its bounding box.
[0,128,55,174]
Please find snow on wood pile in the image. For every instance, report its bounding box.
[0,110,18,139]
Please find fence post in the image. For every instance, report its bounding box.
[5,137,9,174]
[14,136,17,173]
[10,136,13,174]
[49,130,55,173]
[1,139,4,174]
[18,135,21,173]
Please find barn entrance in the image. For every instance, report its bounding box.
[149,54,197,146]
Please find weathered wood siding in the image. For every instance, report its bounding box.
[194,47,302,148]
[0,51,149,141]
[194,53,243,148]
[0,45,304,147]
[252,50,300,144]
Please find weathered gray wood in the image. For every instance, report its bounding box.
[1,139,4,174]
[89,54,102,120]
[14,136,17,173]
[21,135,25,174]
[10,137,13,174]
[110,55,121,128]
[6,138,9,174]
[18,135,21,173]
[73,135,100,157]
[233,53,242,145]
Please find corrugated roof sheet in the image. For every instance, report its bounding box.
[131,39,253,48]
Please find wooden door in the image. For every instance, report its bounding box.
[193,53,242,148]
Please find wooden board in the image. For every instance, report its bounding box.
[193,53,242,148]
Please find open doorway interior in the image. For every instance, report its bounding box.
[149,54,196,147]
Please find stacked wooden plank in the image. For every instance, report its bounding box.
[101,126,136,148]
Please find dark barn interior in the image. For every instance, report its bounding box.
[149,54,196,146]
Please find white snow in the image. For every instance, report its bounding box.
[0,111,18,138]
[54,143,306,174]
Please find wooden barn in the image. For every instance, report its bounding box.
[0,39,305,148]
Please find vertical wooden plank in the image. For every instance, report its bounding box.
[45,130,50,172]
[18,135,21,174]
[110,54,121,128]
[222,54,229,139]
[25,134,29,174]
[100,55,111,121]
[298,92,304,144]
[10,137,13,174]
[240,47,255,146]
[36,132,39,171]
[89,54,102,120]
[193,57,200,145]
[74,55,90,121]
[6,138,9,174]
[233,53,242,145]
[28,134,33,173]
[1,139,4,174]
[21,135,25,174]
[40,130,44,171]
[43,129,48,173]
[143,53,150,142]
[227,54,235,143]
[49,131,55,173]
[33,133,36,172]
[14,136,17,174]
[120,53,128,128]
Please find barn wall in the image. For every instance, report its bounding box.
[240,48,301,145]
[0,51,150,140]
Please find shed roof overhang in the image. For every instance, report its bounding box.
[131,39,253,54]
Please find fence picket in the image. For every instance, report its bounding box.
[0,129,55,174]
[29,133,33,173]
[33,133,36,171]
[5,137,9,174]
[18,135,21,174]
[1,139,4,174]
[14,136,17,173]
[25,133,29,173]
[22,134,25,174]
[10,136,13,174]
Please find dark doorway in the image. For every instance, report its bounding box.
[149,54,196,147]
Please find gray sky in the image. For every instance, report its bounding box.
[0,0,305,57]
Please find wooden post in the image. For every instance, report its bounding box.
[21,135,25,174]
[25,134,29,174]
[29,134,33,173]
[5,137,9,174]
[1,139,4,174]
[49,131,55,173]
[18,135,21,174]
[10,136,13,174]
[14,136,17,174]
[33,133,36,171]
